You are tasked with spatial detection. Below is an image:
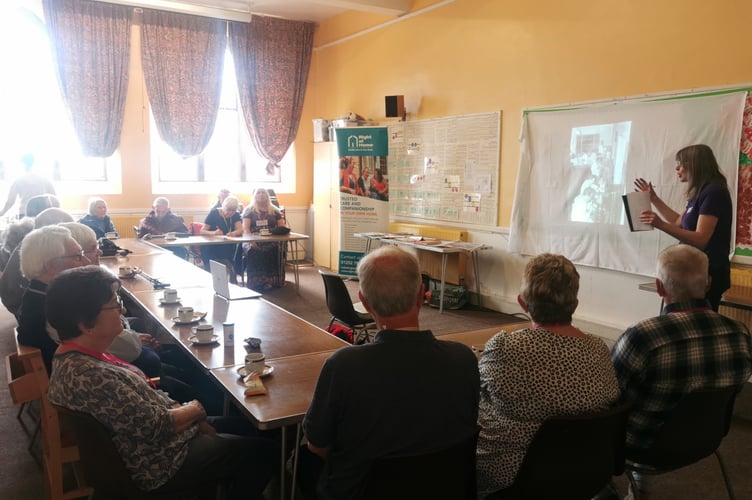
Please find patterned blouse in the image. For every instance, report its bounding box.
[476,327,619,497]
[48,351,198,491]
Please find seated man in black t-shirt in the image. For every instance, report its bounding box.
[300,246,480,500]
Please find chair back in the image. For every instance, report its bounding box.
[319,270,373,329]
[360,430,479,500]
[53,406,141,497]
[54,406,204,499]
[6,340,93,500]
[626,386,739,469]
[492,402,630,500]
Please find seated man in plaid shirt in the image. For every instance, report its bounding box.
[612,244,751,497]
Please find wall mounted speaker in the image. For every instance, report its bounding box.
[385,95,405,118]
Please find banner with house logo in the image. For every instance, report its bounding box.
[334,127,389,275]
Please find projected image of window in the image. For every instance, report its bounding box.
[569,122,632,224]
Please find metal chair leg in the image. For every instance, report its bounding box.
[626,469,641,500]
[714,450,735,500]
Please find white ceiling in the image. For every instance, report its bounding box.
[99,0,410,22]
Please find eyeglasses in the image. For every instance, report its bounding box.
[59,250,86,262]
[101,295,124,312]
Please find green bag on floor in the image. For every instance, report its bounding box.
[428,283,468,310]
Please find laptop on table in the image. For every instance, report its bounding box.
[209,260,261,300]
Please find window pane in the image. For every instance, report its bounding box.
[0,5,113,188]
[203,109,242,182]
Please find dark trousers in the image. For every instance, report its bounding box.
[154,417,279,500]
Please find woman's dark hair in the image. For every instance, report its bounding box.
[676,144,727,200]
[46,266,121,341]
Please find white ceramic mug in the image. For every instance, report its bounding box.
[118,266,132,276]
[178,306,194,322]
[194,324,214,342]
[105,231,118,239]
[245,353,265,374]
[163,288,178,302]
[222,322,235,347]
[165,232,176,240]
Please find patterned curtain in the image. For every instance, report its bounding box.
[42,0,131,157]
[141,10,226,157]
[229,16,314,173]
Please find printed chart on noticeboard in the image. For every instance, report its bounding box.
[386,111,500,227]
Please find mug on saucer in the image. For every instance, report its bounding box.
[178,306,194,322]
[118,266,132,276]
[194,324,215,342]
[163,288,178,303]
[245,353,265,374]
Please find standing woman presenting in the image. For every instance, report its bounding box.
[635,144,732,310]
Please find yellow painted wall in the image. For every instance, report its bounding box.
[297,0,752,226]
[54,0,752,220]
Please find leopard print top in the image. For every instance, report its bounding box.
[476,327,619,497]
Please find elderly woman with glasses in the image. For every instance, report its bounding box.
[634,144,732,310]
[46,266,278,499]
[79,196,118,239]
[16,225,90,371]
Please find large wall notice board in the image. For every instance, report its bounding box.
[386,111,500,227]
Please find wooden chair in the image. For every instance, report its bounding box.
[488,402,631,500]
[5,343,93,500]
[360,429,479,500]
[54,406,215,499]
[7,334,42,460]
[625,387,741,500]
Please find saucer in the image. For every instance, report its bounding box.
[188,334,219,345]
[237,365,274,378]
[159,297,181,305]
[118,272,136,279]
[171,312,207,325]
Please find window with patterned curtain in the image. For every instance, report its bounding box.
[0,2,122,198]
[149,48,295,194]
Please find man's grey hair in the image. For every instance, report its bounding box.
[87,197,106,215]
[59,222,97,249]
[153,197,170,208]
[357,246,422,318]
[34,208,74,229]
[20,225,73,280]
[657,244,709,301]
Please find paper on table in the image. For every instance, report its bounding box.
[622,191,653,232]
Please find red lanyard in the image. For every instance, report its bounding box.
[61,341,156,388]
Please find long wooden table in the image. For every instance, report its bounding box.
[148,232,311,291]
[437,321,530,349]
[131,288,347,369]
[107,247,344,500]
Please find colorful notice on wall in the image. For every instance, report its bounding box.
[334,127,390,275]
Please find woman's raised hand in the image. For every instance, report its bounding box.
[634,178,657,202]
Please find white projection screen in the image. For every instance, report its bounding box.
[509,91,747,276]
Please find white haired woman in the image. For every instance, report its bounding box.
[79,197,117,239]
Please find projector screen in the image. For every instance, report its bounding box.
[509,91,746,276]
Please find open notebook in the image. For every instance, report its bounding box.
[209,260,261,300]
